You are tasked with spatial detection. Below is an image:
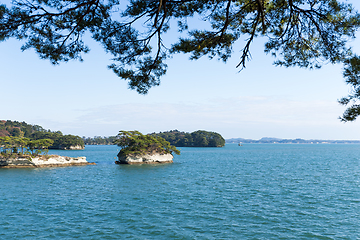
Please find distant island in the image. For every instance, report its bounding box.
[150,130,225,147]
[0,120,85,150]
[84,130,226,148]
[83,136,116,145]
[226,137,360,144]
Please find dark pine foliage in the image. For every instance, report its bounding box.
[2,1,360,120]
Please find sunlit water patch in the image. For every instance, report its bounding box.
[1,144,359,239]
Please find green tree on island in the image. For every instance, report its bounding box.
[114,131,180,156]
[2,1,360,120]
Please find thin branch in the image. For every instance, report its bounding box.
[154,0,163,27]
[237,10,261,69]
[60,0,100,49]
[219,0,232,38]
[27,1,97,18]
[255,0,266,33]
[150,0,168,73]
[121,10,153,27]
[278,3,294,41]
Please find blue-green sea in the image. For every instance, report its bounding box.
[1,144,359,239]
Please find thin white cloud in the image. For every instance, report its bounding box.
[44,96,359,139]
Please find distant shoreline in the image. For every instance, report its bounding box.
[226,138,360,144]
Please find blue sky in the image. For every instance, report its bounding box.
[2,1,360,140]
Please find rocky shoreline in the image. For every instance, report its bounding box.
[116,153,174,165]
[0,155,95,168]
[50,145,85,150]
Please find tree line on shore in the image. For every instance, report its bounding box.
[2,120,225,151]
[0,136,53,158]
[0,120,84,149]
[84,130,225,148]
[82,136,117,145]
[112,130,225,159]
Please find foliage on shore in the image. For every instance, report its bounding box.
[114,131,180,157]
[0,120,45,138]
[151,130,225,147]
[0,136,53,158]
[0,120,84,149]
[31,131,84,149]
[82,136,117,145]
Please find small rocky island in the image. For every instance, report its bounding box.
[114,130,180,164]
[0,155,95,168]
[0,136,94,168]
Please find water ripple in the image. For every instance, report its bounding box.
[0,144,359,239]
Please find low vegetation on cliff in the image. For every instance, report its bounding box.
[114,131,180,157]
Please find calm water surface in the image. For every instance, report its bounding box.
[0,144,359,239]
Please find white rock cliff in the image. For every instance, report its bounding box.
[116,153,173,164]
[0,155,95,168]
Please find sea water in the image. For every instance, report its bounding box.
[0,144,359,239]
